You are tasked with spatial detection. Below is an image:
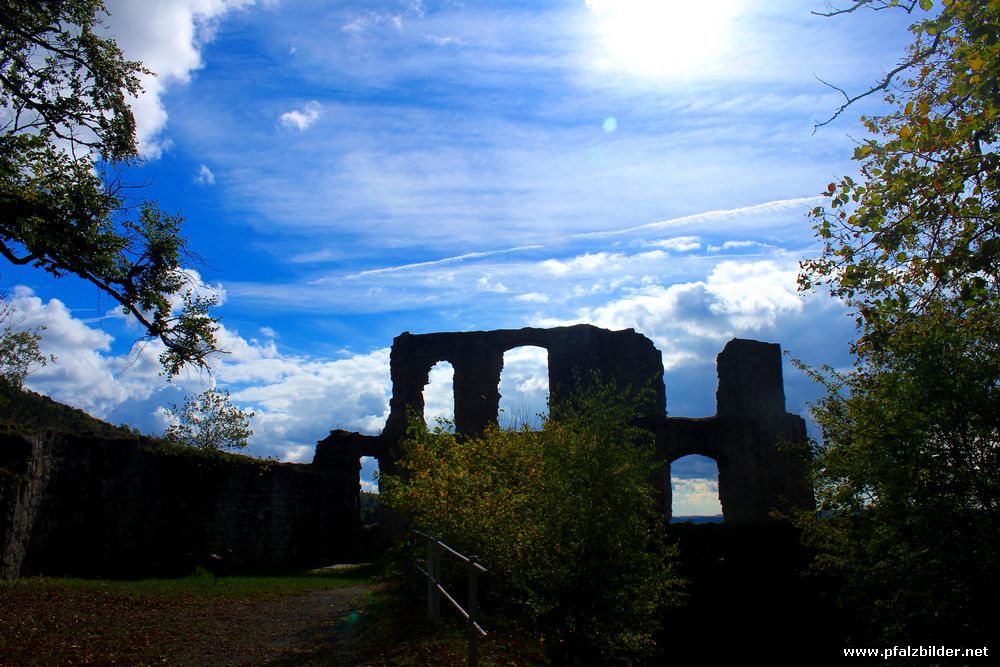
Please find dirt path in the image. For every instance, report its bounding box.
[161,584,384,666]
[0,582,386,666]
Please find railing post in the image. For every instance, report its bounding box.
[414,529,486,664]
[468,554,479,667]
[427,536,441,623]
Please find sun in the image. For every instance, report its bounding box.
[585,0,740,80]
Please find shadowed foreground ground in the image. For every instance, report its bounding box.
[0,579,383,665]
[0,568,546,666]
[1,526,837,665]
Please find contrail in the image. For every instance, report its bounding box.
[341,196,821,279]
[570,196,823,239]
[347,244,544,278]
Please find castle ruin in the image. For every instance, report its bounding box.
[2,324,813,579]
[319,324,813,524]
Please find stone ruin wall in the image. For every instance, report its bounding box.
[657,339,814,523]
[0,431,359,579]
[1,324,814,579]
[379,325,666,458]
[324,324,814,525]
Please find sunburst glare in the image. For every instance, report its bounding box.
[585,0,741,80]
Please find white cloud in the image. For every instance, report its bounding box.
[708,240,766,252]
[426,34,461,47]
[160,269,226,318]
[9,282,394,462]
[476,276,508,292]
[104,0,259,158]
[540,252,625,277]
[360,456,380,492]
[289,249,342,264]
[195,164,215,185]
[341,12,404,35]
[499,346,548,429]
[10,286,163,417]
[512,248,856,421]
[671,478,722,516]
[587,259,802,338]
[645,236,701,252]
[570,197,824,240]
[229,347,392,457]
[279,101,322,131]
[706,260,803,329]
[226,207,806,318]
[348,245,543,279]
[423,361,455,426]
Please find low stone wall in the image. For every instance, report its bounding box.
[0,430,359,579]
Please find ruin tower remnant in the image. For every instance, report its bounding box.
[654,338,812,523]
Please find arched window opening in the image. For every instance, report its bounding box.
[423,360,455,429]
[359,456,379,527]
[498,346,549,430]
[670,454,723,523]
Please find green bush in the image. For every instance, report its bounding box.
[380,382,681,663]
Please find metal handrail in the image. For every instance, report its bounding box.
[414,563,488,637]
[411,529,488,666]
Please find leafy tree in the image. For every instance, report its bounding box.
[802,0,998,348]
[164,388,254,452]
[798,0,1000,644]
[380,383,680,663]
[0,294,49,393]
[795,309,1000,643]
[0,0,219,376]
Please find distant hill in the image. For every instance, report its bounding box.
[671,515,723,524]
[0,387,139,439]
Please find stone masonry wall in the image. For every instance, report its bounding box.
[378,328,813,525]
[0,430,358,579]
[1,326,816,580]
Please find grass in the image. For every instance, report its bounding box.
[0,562,379,599]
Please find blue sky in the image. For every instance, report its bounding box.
[3,0,919,515]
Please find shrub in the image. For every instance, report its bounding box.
[380,382,680,662]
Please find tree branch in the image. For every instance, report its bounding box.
[812,0,918,18]
[813,31,943,132]
[0,240,38,265]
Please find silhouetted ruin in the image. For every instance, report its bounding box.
[1,325,812,579]
[658,338,813,523]
[321,324,813,525]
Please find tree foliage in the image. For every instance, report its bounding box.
[798,0,1000,644]
[0,294,49,393]
[164,388,254,452]
[380,383,680,663]
[795,309,1000,642]
[802,0,998,353]
[0,0,219,376]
